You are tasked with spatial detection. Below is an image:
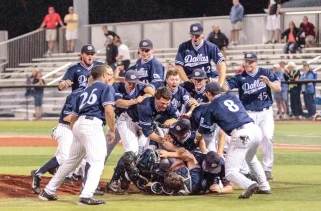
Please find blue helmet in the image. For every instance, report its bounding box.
[136,149,160,172]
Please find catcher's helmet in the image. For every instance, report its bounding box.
[123,151,137,167]
[136,149,160,172]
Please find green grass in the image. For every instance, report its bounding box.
[1,121,321,210]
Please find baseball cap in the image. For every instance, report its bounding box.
[169,119,191,136]
[205,82,222,94]
[244,52,257,62]
[124,70,144,85]
[190,23,204,35]
[203,151,222,174]
[81,44,96,54]
[191,68,207,79]
[139,39,153,49]
[286,61,296,69]
[69,6,74,10]
[107,35,113,41]
[303,61,309,66]
[273,64,280,68]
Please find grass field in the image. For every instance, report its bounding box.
[1,121,321,211]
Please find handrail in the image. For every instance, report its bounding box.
[0,29,44,45]
[47,76,63,86]
[312,65,321,72]
[297,56,321,70]
[41,62,72,80]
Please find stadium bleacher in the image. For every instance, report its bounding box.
[0,43,320,119]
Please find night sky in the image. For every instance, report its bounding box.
[0,0,290,39]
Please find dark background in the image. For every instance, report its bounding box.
[0,0,291,39]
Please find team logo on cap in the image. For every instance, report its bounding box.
[130,75,137,79]
[87,46,93,50]
[210,163,218,168]
[176,125,181,131]
[195,71,200,76]
[193,26,198,31]
[142,42,148,46]
[246,53,252,58]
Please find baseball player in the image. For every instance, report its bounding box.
[198,82,270,199]
[150,69,195,115]
[39,65,115,205]
[175,23,226,86]
[126,87,179,145]
[222,52,281,181]
[126,39,165,86]
[31,87,84,194]
[58,44,103,92]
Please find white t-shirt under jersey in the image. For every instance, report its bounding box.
[118,44,131,61]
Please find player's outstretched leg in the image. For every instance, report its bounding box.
[106,156,126,194]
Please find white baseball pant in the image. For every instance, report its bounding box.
[44,116,107,198]
[225,122,270,191]
[248,108,274,172]
[52,123,73,165]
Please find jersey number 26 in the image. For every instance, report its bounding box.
[79,88,98,109]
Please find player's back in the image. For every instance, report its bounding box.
[204,93,253,135]
[59,88,85,124]
[75,81,115,124]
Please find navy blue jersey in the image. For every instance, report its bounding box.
[180,82,209,104]
[113,82,146,117]
[127,97,179,137]
[175,39,225,78]
[128,57,165,86]
[150,82,191,113]
[59,88,85,125]
[226,68,280,111]
[170,130,198,151]
[190,104,209,131]
[198,93,253,136]
[60,61,103,91]
[73,81,115,125]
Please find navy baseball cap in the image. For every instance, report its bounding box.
[191,68,207,79]
[139,39,153,49]
[205,82,222,94]
[81,44,96,54]
[125,70,144,84]
[244,52,257,62]
[203,151,222,174]
[190,23,204,35]
[169,119,191,136]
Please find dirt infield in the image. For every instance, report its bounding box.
[0,135,320,199]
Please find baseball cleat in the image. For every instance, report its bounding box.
[256,189,271,194]
[94,188,105,196]
[238,183,259,199]
[31,170,41,194]
[106,181,125,195]
[78,197,105,205]
[265,171,273,181]
[38,190,58,201]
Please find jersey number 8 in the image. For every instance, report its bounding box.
[79,88,98,109]
[223,100,239,112]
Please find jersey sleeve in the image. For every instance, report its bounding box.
[113,83,123,101]
[150,61,165,82]
[266,69,280,83]
[101,85,115,107]
[137,100,154,137]
[225,75,240,90]
[72,95,81,116]
[61,67,75,82]
[175,44,185,66]
[210,45,225,66]
[149,81,164,91]
[198,106,216,135]
[182,88,191,107]
[167,103,180,119]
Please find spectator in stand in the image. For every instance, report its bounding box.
[299,16,318,48]
[229,0,244,46]
[279,61,291,116]
[33,71,45,120]
[39,7,65,55]
[207,25,229,57]
[281,21,300,54]
[273,64,288,119]
[284,62,304,119]
[102,26,120,44]
[265,0,281,44]
[115,40,131,70]
[300,62,316,118]
[25,69,38,97]
[64,6,78,53]
[106,35,118,70]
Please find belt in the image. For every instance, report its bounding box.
[83,116,105,126]
[249,106,270,112]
